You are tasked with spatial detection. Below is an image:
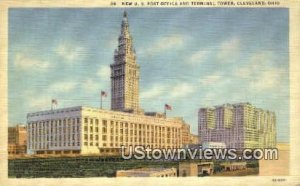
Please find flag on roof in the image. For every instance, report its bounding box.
[101,91,107,97]
[165,104,172,110]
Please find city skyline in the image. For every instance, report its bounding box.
[8,8,289,142]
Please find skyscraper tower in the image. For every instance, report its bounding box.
[111,11,140,113]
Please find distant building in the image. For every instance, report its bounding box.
[8,124,27,155]
[199,103,276,149]
[220,162,247,171]
[182,134,199,149]
[179,162,214,176]
[181,123,192,146]
[116,167,177,177]
[189,134,199,144]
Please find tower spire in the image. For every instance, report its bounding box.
[121,11,130,38]
[110,11,140,113]
[118,11,135,59]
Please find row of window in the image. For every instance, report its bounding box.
[30,134,80,141]
[84,141,180,149]
[29,141,80,149]
[83,119,181,132]
[28,118,81,126]
[83,134,179,144]
[84,126,178,137]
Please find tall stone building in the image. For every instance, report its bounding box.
[111,11,140,113]
[26,11,193,155]
[199,103,276,149]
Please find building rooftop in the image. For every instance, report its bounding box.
[199,102,274,113]
[27,105,187,124]
[117,167,176,176]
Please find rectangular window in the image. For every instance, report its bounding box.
[102,120,107,127]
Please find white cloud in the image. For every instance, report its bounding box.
[83,78,97,91]
[27,95,71,111]
[170,83,195,98]
[27,78,105,111]
[48,81,77,93]
[82,78,109,94]
[202,92,217,102]
[217,37,240,62]
[247,51,273,71]
[141,84,166,99]
[141,34,185,55]
[250,68,285,91]
[187,50,210,65]
[199,74,222,85]
[235,67,253,78]
[97,66,111,79]
[28,95,53,110]
[55,42,85,62]
[234,51,287,92]
[235,51,274,78]
[14,53,51,71]
[141,82,195,100]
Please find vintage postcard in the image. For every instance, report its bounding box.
[0,0,299,185]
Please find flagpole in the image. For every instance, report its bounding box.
[164,105,166,118]
[51,100,53,111]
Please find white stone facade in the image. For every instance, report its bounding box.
[27,106,188,155]
[199,103,276,149]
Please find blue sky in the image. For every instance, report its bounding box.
[8,8,289,142]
